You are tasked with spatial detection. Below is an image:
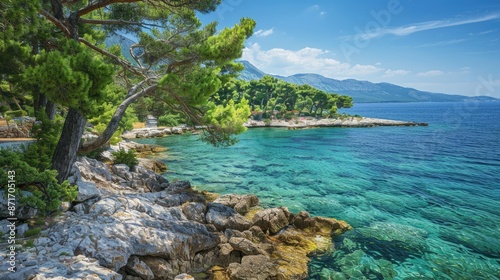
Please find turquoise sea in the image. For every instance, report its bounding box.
[137,102,500,279]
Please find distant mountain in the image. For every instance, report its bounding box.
[238,60,267,81]
[238,60,498,103]
[104,34,140,63]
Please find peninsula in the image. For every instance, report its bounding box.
[244,116,428,129]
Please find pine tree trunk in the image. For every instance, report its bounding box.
[45,102,56,120]
[50,7,84,183]
[52,108,86,183]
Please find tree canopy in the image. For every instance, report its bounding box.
[1,0,255,183]
[211,76,353,120]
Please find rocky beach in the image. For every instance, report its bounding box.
[118,116,428,140]
[0,141,351,280]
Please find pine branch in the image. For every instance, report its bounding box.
[79,18,162,29]
[78,37,146,77]
[79,83,158,153]
[39,9,71,37]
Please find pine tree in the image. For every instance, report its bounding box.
[28,0,255,182]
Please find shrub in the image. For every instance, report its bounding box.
[24,228,41,238]
[4,110,27,118]
[158,114,180,127]
[24,239,35,248]
[112,148,138,168]
[0,149,78,216]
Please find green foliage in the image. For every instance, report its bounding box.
[0,111,76,215]
[24,227,41,237]
[87,83,138,145]
[0,149,77,215]
[24,239,35,248]
[201,99,251,147]
[4,110,27,117]
[23,111,63,171]
[112,148,138,168]
[24,39,114,117]
[158,114,181,127]
[132,96,171,122]
[212,76,355,119]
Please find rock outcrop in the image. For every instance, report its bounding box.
[0,119,33,138]
[121,126,189,139]
[0,155,351,280]
[245,117,428,129]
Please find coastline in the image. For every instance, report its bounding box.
[0,141,351,280]
[244,117,428,129]
[119,117,429,140]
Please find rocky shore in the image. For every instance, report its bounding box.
[0,143,351,280]
[245,117,428,129]
[118,117,428,141]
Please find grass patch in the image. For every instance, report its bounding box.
[24,239,35,248]
[24,227,41,238]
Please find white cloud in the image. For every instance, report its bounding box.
[417,39,466,48]
[307,4,326,16]
[309,5,320,11]
[351,13,500,41]
[242,43,384,79]
[417,70,444,77]
[384,69,411,77]
[254,28,274,37]
[469,29,496,36]
[460,67,471,74]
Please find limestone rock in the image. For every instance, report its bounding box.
[171,127,184,134]
[74,157,113,183]
[0,190,38,219]
[206,203,252,232]
[29,192,221,273]
[182,202,207,223]
[147,129,163,138]
[125,255,154,280]
[174,274,194,280]
[228,237,267,256]
[214,194,259,215]
[75,180,100,202]
[292,211,350,236]
[291,211,312,229]
[252,207,292,235]
[165,181,192,193]
[227,255,278,280]
[100,150,115,162]
[0,254,121,280]
[17,223,29,237]
[0,155,351,280]
[112,164,132,180]
[137,158,167,173]
[140,256,174,280]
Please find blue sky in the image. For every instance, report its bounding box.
[198,0,500,97]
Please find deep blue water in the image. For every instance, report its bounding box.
[137,102,500,279]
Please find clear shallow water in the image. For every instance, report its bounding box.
[137,102,500,279]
